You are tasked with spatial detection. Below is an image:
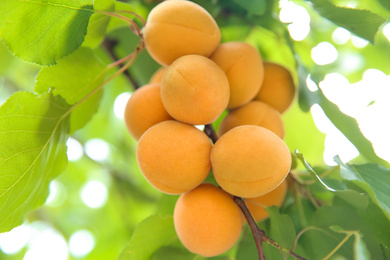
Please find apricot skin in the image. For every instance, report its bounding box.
[136,120,212,195]
[210,42,264,109]
[211,125,291,198]
[218,101,285,139]
[149,67,167,83]
[174,183,243,257]
[144,0,220,66]
[254,62,295,113]
[124,83,173,140]
[161,54,230,125]
[244,180,288,222]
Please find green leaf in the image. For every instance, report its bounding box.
[296,152,370,210]
[0,91,70,232]
[309,0,386,43]
[107,1,144,33]
[354,233,371,260]
[314,206,387,259]
[35,47,106,133]
[150,246,195,260]
[232,0,266,16]
[298,70,389,167]
[267,206,296,248]
[83,0,114,49]
[0,0,94,66]
[118,215,178,260]
[336,157,390,220]
[236,228,259,260]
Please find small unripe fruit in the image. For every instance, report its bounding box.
[218,101,285,139]
[161,55,229,125]
[137,120,212,194]
[124,83,173,140]
[211,125,291,198]
[210,42,264,109]
[144,0,221,66]
[254,62,295,113]
[244,180,288,222]
[174,183,243,257]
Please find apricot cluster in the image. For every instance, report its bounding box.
[123,0,295,257]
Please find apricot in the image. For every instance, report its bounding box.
[254,62,295,113]
[244,180,288,222]
[124,83,173,140]
[144,0,220,66]
[209,42,264,109]
[161,54,229,125]
[210,125,291,198]
[149,67,167,83]
[174,183,243,257]
[136,120,212,194]
[218,101,285,139]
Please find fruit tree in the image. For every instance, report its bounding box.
[0,0,390,259]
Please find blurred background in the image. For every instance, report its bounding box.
[0,0,389,259]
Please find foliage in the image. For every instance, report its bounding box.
[0,0,389,259]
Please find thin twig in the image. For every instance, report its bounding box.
[103,38,141,90]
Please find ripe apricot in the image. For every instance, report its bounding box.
[244,180,288,222]
[144,0,220,66]
[137,120,212,194]
[211,125,291,198]
[218,101,285,139]
[209,42,264,109]
[254,62,295,113]
[124,83,173,140]
[149,67,167,83]
[174,183,243,257]
[161,54,229,125]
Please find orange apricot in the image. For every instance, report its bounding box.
[136,120,212,194]
[144,0,221,66]
[218,101,285,139]
[254,62,295,113]
[244,180,288,222]
[174,183,243,257]
[209,42,264,109]
[161,54,229,125]
[149,67,167,83]
[124,83,173,140]
[210,125,291,198]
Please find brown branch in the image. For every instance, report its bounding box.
[203,124,218,144]
[234,196,267,260]
[103,38,141,90]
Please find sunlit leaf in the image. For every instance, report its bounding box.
[0,91,69,232]
[298,70,389,167]
[118,215,177,260]
[35,47,106,133]
[83,0,115,48]
[309,0,386,43]
[0,0,94,66]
